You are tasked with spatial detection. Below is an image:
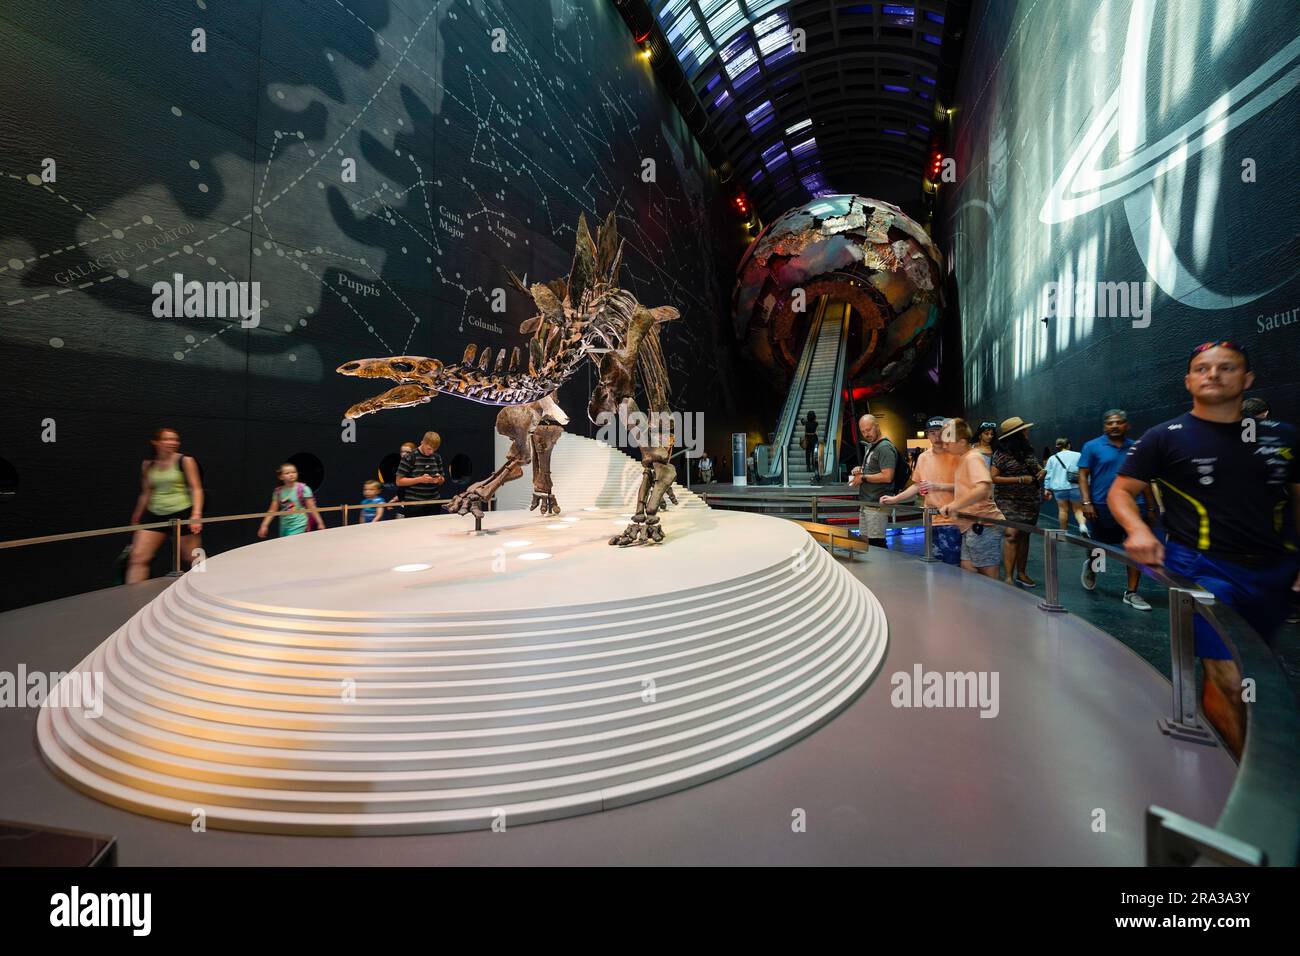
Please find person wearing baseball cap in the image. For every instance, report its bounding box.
[882,416,961,564]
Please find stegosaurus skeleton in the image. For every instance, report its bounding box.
[338,211,681,546]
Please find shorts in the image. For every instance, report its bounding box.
[961,524,1004,568]
[1162,538,1297,660]
[859,505,888,541]
[933,524,962,565]
[1087,506,1127,546]
[1050,486,1081,502]
[140,508,190,536]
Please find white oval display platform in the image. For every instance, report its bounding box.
[38,506,888,834]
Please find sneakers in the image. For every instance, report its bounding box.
[1123,591,1152,611]
[1081,561,1097,591]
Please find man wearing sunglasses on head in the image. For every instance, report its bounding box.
[1108,342,1299,758]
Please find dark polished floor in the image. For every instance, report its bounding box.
[0,539,1237,865]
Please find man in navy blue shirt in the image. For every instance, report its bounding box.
[1109,342,1299,757]
[1077,409,1157,610]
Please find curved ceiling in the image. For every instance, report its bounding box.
[643,1,956,219]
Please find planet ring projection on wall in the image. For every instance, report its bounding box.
[732,195,944,398]
[1040,1,1300,308]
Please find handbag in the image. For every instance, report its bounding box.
[1053,454,1080,485]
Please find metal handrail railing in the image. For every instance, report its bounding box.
[818,301,851,481]
[0,496,457,553]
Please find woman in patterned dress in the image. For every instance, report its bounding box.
[991,417,1045,587]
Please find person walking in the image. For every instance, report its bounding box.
[938,418,1006,578]
[1044,438,1087,535]
[803,411,819,477]
[990,417,1045,587]
[258,462,326,538]
[1109,342,1299,758]
[849,414,897,548]
[397,431,447,516]
[126,427,204,583]
[1078,410,1156,610]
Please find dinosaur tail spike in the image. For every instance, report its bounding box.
[494,349,507,373]
[508,346,521,371]
[462,343,478,365]
[477,347,493,371]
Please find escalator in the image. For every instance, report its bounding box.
[760,298,851,485]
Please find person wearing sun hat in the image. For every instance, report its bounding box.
[991,416,1046,587]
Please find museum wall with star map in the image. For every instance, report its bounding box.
[0,0,750,609]
[944,0,1299,444]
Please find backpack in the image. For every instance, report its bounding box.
[277,481,323,531]
[886,439,911,493]
[865,438,909,493]
[1053,453,1080,485]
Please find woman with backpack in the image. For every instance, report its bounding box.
[258,462,327,538]
[126,427,205,583]
[1044,437,1087,536]
[990,417,1046,588]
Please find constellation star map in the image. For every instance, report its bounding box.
[0,0,737,420]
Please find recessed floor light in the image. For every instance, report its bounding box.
[518,552,551,561]
[561,517,580,523]
[546,523,567,529]
[392,563,430,573]
[582,507,598,512]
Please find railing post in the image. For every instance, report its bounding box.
[1159,587,1218,745]
[168,518,183,577]
[810,496,818,523]
[920,507,938,563]
[342,503,350,527]
[1038,529,1067,612]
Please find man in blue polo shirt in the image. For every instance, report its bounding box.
[1078,409,1158,610]
[1109,342,1299,758]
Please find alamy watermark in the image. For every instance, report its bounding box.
[152,272,260,327]
[593,410,703,458]
[0,665,104,718]
[890,664,999,718]
[1040,280,1153,328]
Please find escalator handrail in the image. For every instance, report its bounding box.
[764,297,826,477]
[818,303,851,479]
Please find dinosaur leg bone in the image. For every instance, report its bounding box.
[448,404,538,519]
[529,421,563,515]
[610,448,676,547]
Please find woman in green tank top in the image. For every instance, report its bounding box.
[127,427,204,583]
